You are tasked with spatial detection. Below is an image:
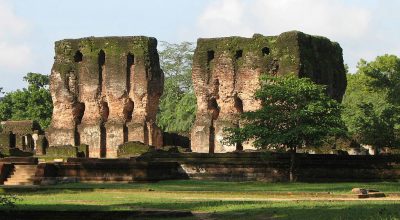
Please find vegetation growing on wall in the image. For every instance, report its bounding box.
[117,141,154,158]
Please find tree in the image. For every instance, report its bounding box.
[342,55,400,153]
[23,72,50,89]
[354,103,400,154]
[360,54,400,104]
[0,73,52,128]
[156,42,197,133]
[342,72,389,134]
[224,74,346,181]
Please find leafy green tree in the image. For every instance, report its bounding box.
[157,42,197,133]
[354,103,400,154]
[342,55,400,153]
[0,73,52,128]
[360,54,400,104]
[23,72,50,89]
[224,74,346,181]
[342,72,389,134]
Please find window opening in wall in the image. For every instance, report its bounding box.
[235,50,243,60]
[74,50,83,62]
[262,47,270,56]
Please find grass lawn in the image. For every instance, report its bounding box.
[1,180,400,219]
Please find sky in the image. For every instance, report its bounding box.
[0,0,399,92]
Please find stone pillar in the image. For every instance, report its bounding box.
[35,135,47,156]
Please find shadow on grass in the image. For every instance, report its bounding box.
[2,200,400,220]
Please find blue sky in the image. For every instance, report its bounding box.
[0,0,399,92]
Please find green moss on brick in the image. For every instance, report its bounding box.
[194,30,346,101]
[46,145,77,158]
[52,36,159,82]
[117,141,154,158]
[1,120,41,134]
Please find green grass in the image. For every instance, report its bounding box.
[38,180,400,193]
[1,180,400,219]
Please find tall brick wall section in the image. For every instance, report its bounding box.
[48,37,164,158]
[191,31,347,153]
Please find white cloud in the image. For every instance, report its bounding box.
[196,0,371,40]
[197,0,253,37]
[0,0,32,70]
[0,42,31,69]
[191,0,400,72]
[0,0,28,38]
[251,0,371,39]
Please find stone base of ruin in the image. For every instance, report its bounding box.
[127,121,163,148]
[47,129,76,147]
[105,122,125,158]
[78,124,103,158]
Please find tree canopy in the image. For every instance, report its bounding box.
[361,54,400,105]
[342,55,400,153]
[224,74,346,151]
[0,73,52,129]
[156,42,197,133]
[224,74,346,180]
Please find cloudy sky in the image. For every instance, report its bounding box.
[0,0,399,91]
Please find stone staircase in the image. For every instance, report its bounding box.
[3,164,37,186]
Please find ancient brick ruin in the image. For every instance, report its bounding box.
[191,31,347,153]
[48,36,164,158]
[0,120,46,155]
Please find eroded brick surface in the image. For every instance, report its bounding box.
[191,31,347,153]
[48,37,164,158]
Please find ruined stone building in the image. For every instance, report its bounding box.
[0,120,47,155]
[191,31,347,153]
[48,36,164,158]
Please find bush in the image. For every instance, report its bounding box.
[0,194,21,208]
[117,141,155,158]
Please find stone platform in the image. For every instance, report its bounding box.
[1,153,399,185]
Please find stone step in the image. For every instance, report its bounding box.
[4,182,35,186]
[10,173,36,177]
[14,165,37,169]
[13,168,37,171]
[7,178,35,181]
[4,179,35,183]
[4,180,34,184]
[3,165,38,186]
